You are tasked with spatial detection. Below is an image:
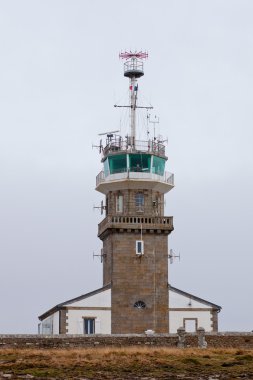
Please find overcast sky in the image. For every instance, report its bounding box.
[0,0,253,333]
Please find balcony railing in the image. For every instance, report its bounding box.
[124,59,144,76]
[98,215,173,237]
[103,138,166,158]
[96,170,174,188]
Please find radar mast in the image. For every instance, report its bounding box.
[119,51,148,148]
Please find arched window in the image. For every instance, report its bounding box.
[134,301,146,309]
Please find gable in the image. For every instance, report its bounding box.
[169,289,211,308]
[38,284,111,321]
[39,283,220,321]
[64,288,111,308]
[169,285,221,310]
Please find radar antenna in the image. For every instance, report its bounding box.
[115,50,152,149]
[119,51,148,60]
[98,130,120,136]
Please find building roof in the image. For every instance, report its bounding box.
[38,284,111,321]
[38,283,221,321]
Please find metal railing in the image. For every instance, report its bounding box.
[96,170,174,188]
[124,60,144,75]
[103,138,166,158]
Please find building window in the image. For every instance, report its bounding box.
[84,318,95,334]
[135,192,144,212]
[129,153,151,172]
[108,154,127,174]
[152,156,165,176]
[136,240,144,255]
[134,301,146,309]
[116,194,123,213]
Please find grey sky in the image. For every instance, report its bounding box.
[0,0,252,333]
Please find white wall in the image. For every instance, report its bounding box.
[64,289,111,334]
[40,311,59,335]
[169,310,212,333]
[169,290,211,309]
[65,289,111,308]
[41,316,52,334]
[53,311,59,334]
[41,288,216,335]
[67,309,111,334]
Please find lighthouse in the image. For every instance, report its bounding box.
[38,52,221,336]
[96,51,174,333]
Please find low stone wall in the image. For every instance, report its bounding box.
[0,334,178,348]
[206,333,253,348]
[0,333,253,349]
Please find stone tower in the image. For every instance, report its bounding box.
[96,52,174,334]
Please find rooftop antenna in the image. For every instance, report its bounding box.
[115,51,153,148]
[146,111,150,140]
[148,114,160,140]
[92,139,103,154]
[168,249,181,264]
[93,200,106,215]
[93,248,106,263]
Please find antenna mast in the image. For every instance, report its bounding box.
[119,51,148,148]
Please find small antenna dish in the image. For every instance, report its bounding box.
[168,249,181,264]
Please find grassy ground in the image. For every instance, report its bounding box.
[0,347,253,379]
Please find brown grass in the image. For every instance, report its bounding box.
[0,347,253,379]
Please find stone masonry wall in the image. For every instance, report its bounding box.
[100,188,171,335]
[0,333,253,349]
[106,189,164,216]
[110,231,169,334]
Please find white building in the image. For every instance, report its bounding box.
[38,284,221,335]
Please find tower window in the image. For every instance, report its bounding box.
[83,318,95,334]
[152,156,165,176]
[116,194,123,213]
[129,154,151,172]
[108,154,127,174]
[134,301,146,309]
[136,240,144,255]
[135,192,144,212]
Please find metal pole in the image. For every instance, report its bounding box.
[130,75,136,148]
